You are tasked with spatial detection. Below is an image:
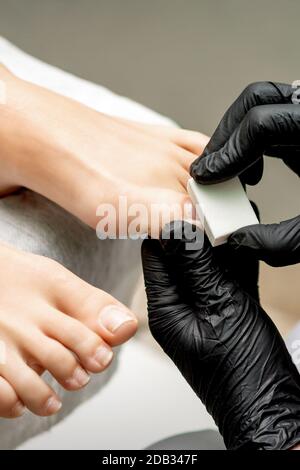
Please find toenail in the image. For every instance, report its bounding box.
[92,345,113,368]
[45,396,62,415]
[12,401,26,417]
[99,306,134,333]
[65,367,90,389]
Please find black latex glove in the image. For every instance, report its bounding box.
[190,81,300,267]
[142,224,300,450]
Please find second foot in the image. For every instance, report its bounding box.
[0,242,137,418]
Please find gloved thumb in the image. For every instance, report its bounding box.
[160,222,236,307]
[142,237,195,352]
[142,238,181,306]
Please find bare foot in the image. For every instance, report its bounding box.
[0,65,209,233]
[0,241,137,418]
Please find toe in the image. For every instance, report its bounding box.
[43,307,114,372]
[97,304,138,346]
[175,148,199,173]
[0,349,62,417]
[53,270,138,347]
[174,129,210,155]
[0,375,25,418]
[134,187,196,238]
[28,331,91,390]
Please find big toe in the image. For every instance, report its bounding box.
[97,304,138,346]
[54,267,138,347]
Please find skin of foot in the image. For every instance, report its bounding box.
[0,241,138,418]
[0,65,209,235]
[0,65,207,419]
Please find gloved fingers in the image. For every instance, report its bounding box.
[190,104,300,185]
[160,222,235,305]
[191,82,292,186]
[141,237,197,351]
[239,159,264,186]
[228,215,300,267]
[142,225,300,451]
[142,238,181,306]
[202,82,293,155]
[214,201,260,301]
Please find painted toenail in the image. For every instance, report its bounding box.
[12,401,26,417]
[66,367,90,388]
[93,345,113,368]
[99,306,134,333]
[45,396,62,415]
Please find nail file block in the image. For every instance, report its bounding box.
[187,177,259,247]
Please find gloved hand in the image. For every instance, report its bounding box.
[190,81,300,267]
[142,223,300,450]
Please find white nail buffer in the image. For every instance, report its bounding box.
[187,177,259,247]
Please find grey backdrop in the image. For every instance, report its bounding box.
[0,0,299,222]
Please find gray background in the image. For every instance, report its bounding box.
[0,0,299,222]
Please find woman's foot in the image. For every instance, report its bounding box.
[0,65,209,234]
[0,241,137,418]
